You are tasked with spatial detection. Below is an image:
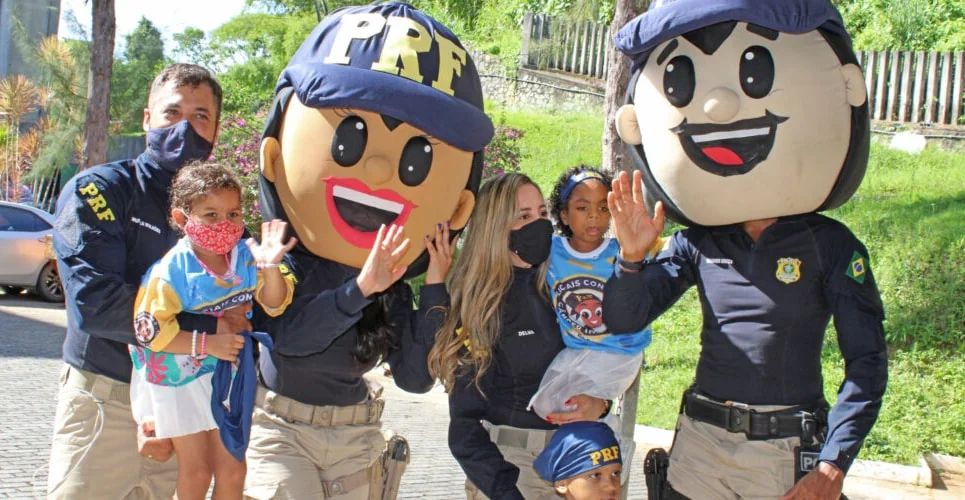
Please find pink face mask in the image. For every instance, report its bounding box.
[184,218,244,255]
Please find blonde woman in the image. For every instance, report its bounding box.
[428,173,610,500]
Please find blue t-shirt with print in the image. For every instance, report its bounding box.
[547,236,652,354]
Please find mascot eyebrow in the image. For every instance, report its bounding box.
[658,22,781,63]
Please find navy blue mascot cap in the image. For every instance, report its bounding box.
[276,1,493,152]
[534,422,622,483]
[615,0,850,71]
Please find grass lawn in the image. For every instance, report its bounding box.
[491,107,965,465]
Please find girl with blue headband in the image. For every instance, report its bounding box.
[529,166,663,429]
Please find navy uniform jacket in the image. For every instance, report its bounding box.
[254,249,446,407]
[448,265,564,500]
[55,152,217,383]
[603,213,887,473]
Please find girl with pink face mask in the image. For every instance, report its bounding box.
[129,161,296,500]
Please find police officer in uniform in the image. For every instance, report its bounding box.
[603,1,888,498]
[46,64,247,499]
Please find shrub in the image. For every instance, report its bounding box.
[214,112,266,237]
[482,124,525,180]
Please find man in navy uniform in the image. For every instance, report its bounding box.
[46,64,249,499]
[603,0,887,498]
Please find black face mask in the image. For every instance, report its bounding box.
[509,218,553,266]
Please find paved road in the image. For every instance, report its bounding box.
[1,292,957,499]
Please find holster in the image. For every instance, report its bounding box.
[379,432,410,500]
[644,448,670,500]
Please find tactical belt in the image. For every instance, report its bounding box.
[256,386,384,427]
[682,390,824,441]
[487,423,556,452]
[64,366,130,403]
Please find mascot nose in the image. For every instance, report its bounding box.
[703,87,740,123]
[363,155,394,185]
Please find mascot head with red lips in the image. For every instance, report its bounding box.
[613,0,870,226]
[258,2,493,274]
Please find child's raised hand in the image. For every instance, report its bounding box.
[608,170,664,262]
[425,221,455,285]
[356,224,410,297]
[246,219,297,267]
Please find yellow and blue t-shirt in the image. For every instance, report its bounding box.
[131,238,293,387]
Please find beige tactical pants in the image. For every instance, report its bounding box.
[46,365,178,500]
[243,388,386,500]
[668,414,800,500]
[464,423,558,500]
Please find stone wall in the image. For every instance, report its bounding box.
[472,50,605,114]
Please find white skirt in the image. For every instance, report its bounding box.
[130,371,219,439]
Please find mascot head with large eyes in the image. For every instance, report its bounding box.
[613,0,870,226]
[258,1,493,275]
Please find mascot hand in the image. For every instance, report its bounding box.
[608,170,664,262]
[425,220,455,285]
[356,224,411,297]
[246,219,298,267]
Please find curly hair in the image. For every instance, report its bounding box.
[169,161,242,230]
[548,165,613,238]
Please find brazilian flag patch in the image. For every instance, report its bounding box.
[846,251,867,284]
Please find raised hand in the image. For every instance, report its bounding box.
[356,224,411,297]
[424,221,456,285]
[246,219,298,268]
[608,170,665,262]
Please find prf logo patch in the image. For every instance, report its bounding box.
[134,312,160,346]
[77,181,116,221]
[775,258,801,284]
[846,251,867,284]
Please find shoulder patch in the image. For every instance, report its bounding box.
[846,251,868,284]
[76,178,116,222]
[134,312,160,346]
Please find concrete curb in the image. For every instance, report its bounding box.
[632,424,936,488]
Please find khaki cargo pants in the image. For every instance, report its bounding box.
[464,423,558,500]
[667,414,800,499]
[244,386,389,500]
[47,365,178,500]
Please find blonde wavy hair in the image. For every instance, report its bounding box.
[427,173,550,393]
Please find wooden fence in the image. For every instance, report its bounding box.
[520,13,613,80]
[520,13,965,126]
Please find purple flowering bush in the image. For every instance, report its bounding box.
[214,112,267,237]
[483,125,525,180]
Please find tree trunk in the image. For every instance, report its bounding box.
[82,0,115,169]
[602,0,649,175]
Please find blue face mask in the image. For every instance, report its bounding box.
[146,120,214,172]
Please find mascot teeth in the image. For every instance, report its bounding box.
[332,185,404,215]
[692,127,770,143]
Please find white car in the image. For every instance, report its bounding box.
[0,201,63,302]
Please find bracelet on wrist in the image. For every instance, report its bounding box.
[258,262,281,269]
[191,330,199,358]
[617,256,646,272]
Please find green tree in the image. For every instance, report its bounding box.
[172,27,218,69]
[111,17,167,134]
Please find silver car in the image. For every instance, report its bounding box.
[0,201,63,302]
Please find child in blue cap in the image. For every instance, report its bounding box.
[534,422,623,500]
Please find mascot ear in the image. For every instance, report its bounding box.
[841,63,868,107]
[260,137,282,183]
[449,190,475,230]
[615,104,642,145]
